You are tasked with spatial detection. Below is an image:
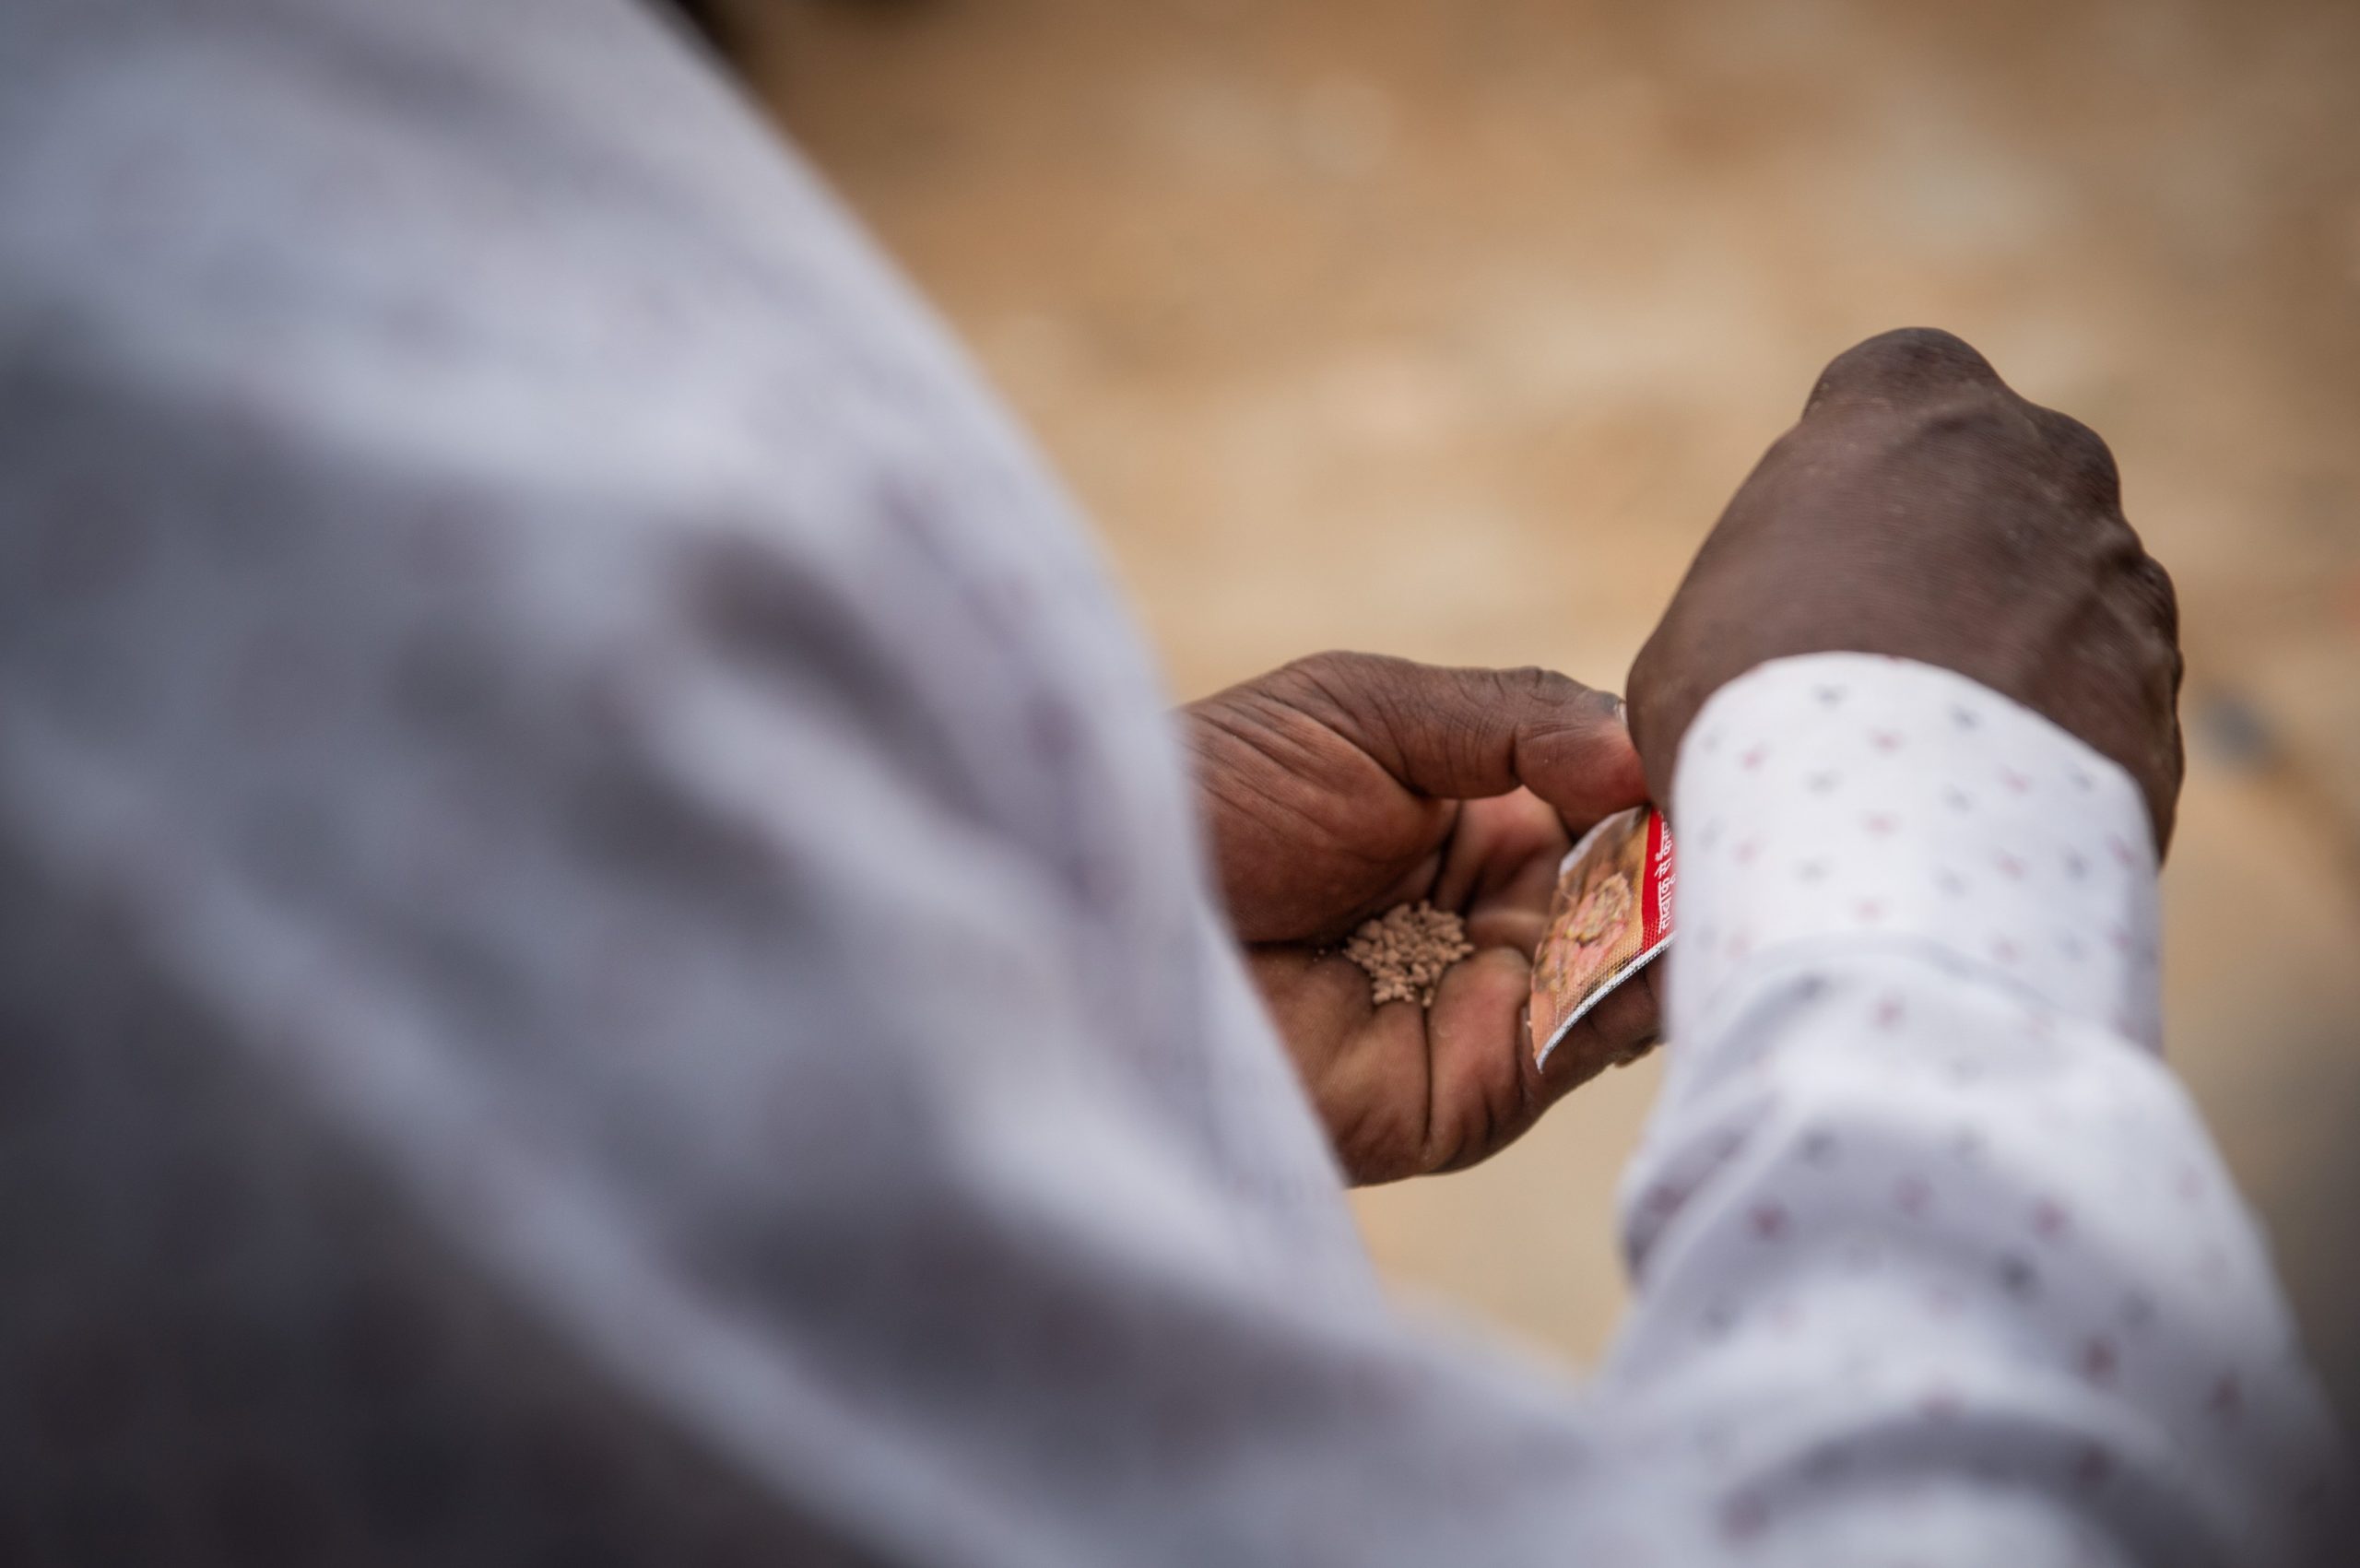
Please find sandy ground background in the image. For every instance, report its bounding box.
[714,0,2360,1419]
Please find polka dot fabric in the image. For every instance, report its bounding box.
[1669,654,2164,1055]
[1607,654,2349,1563]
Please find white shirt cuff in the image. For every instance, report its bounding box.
[1670,653,2163,1053]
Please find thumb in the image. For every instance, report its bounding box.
[1265,653,1649,827]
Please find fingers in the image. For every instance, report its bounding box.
[1256,917,1654,1183]
[1421,935,1668,1175]
[1247,946,1375,1079]
[1430,790,1568,949]
[1530,951,1666,1098]
[1421,946,1541,1173]
[1269,652,1648,826]
[1805,332,2135,523]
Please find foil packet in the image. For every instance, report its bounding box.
[1530,805,1674,1068]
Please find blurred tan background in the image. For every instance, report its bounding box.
[715,0,2360,1416]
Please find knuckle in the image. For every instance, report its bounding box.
[2127,552,2180,643]
[1498,665,1620,734]
[1272,649,1385,713]
[1498,664,1578,705]
[1276,652,1478,760]
[2029,404,2125,508]
[1808,326,2001,411]
[1903,396,2023,450]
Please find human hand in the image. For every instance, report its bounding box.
[1184,653,1658,1185]
[1627,327,2185,848]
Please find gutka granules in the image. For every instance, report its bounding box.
[1341,902,1472,1008]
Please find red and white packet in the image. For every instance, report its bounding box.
[1530,806,1675,1069]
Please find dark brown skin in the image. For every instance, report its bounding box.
[1185,654,1661,1185]
[1628,327,2185,851]
[1191,328,2181,1187]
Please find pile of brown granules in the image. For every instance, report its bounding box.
[1341,902,1473,1007]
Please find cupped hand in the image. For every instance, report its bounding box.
[1628,326,2185,848]
[1184,653,1658,1185]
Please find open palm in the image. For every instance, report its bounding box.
[1185,654,1663,1185]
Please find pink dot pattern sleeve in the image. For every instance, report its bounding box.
[1666,655,2162,1055]
[1601,654,2349,1563]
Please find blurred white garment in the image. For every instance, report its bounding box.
[0,1,2342,1562]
